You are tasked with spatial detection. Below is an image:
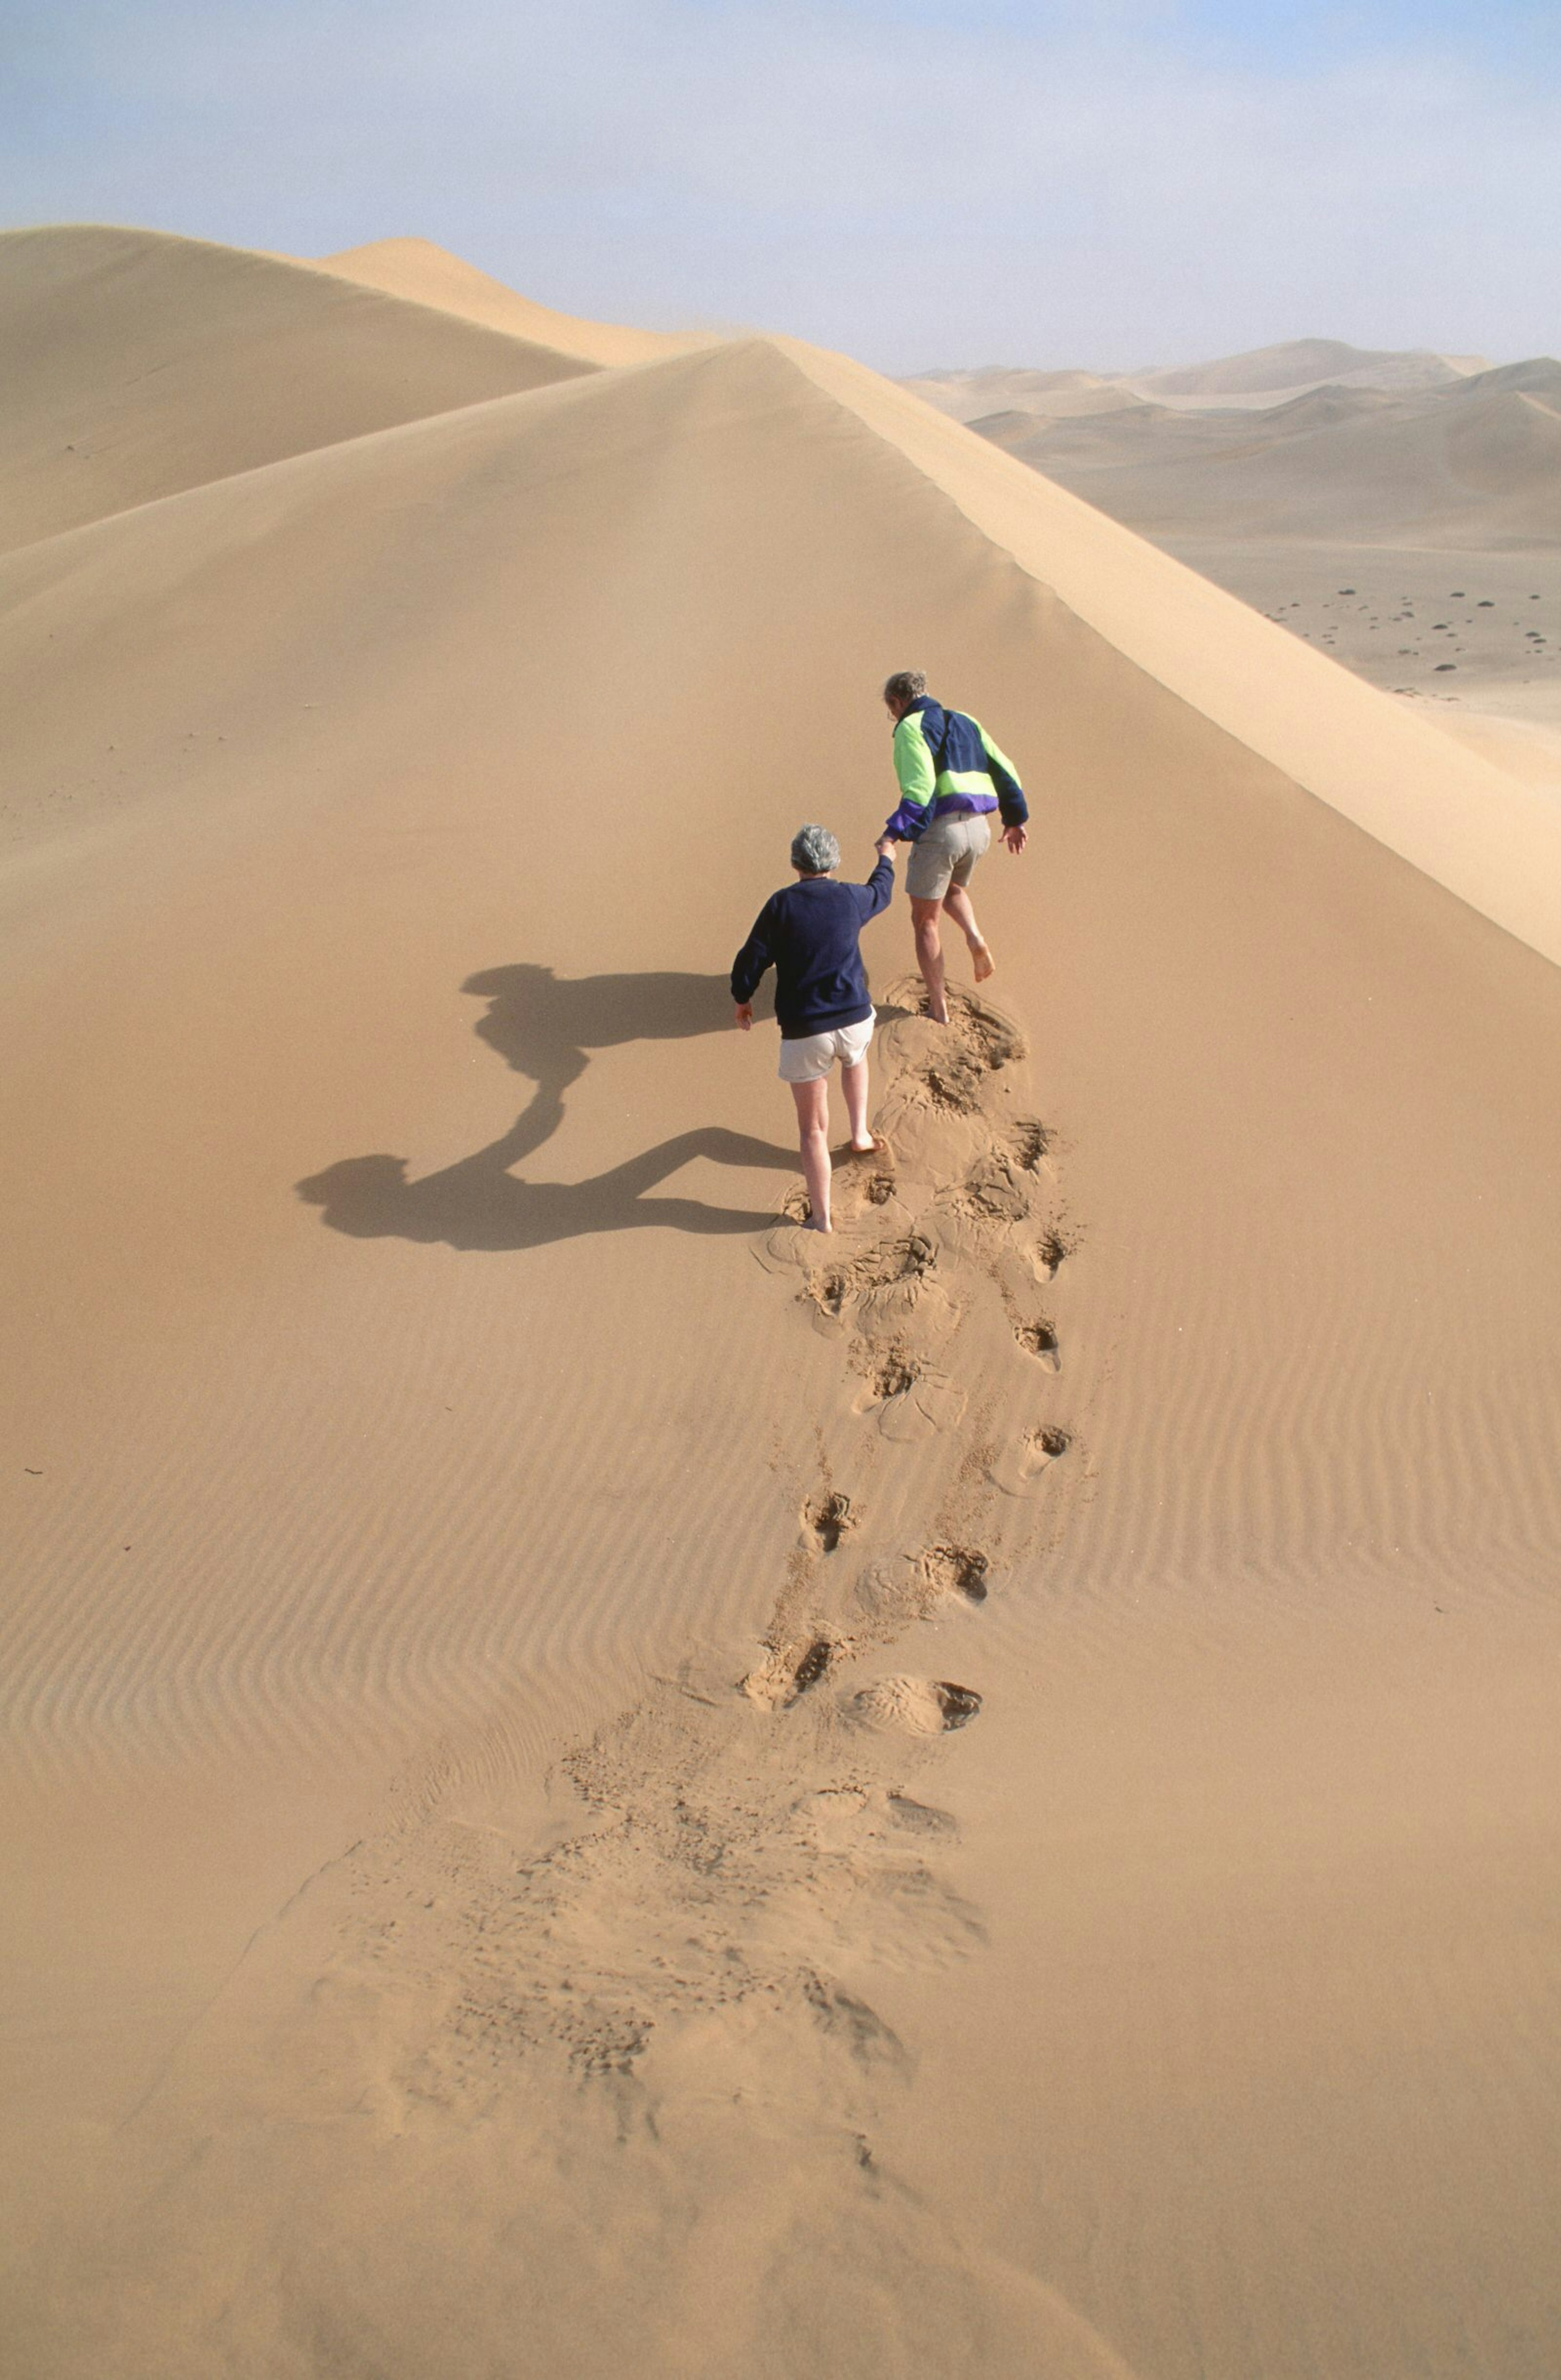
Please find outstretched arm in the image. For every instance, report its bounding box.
[731,898,776,1026]
[855,849,896,920]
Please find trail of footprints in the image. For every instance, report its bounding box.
[746,980,1078,1721]
[197,983,1081,2166]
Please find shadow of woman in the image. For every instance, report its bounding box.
[297,1121,795,1253]
[460,965,742,1167]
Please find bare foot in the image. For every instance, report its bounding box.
[802,1215,832,1233]
[970,940,995,983]
[847,1134,886,1157]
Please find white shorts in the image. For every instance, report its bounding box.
[777,1012,874,1083]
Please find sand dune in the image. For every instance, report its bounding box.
[901,367,1141,423]
[911,337,1561,728]
[1137,334,1485,399]
[7,325,1556,953]
[320,235,701,366]
[4,238,1561,2378]
[941,359,1561,548]
[906,337,1494,426]
[0,224,592,553]
[789,339,1561,957]
[1454,355,1561,400]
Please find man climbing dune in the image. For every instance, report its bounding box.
[878,670,1028,1023]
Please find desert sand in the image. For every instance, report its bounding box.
[902,337,1493,424]
[313,235,706,366]
[4,231,1561,2379]
[906,341,1561,782]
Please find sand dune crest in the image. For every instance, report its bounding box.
[0,223,593,553]
[319,235,703,366]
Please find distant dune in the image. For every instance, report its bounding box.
[904,337,1561,739]
[904,337,1494,425]
[904,339,1561,550]
[900,366,1141,423]
[1137,334,1487,400]
[318,235,703,367]
[963,368,1561,547]
[4,239,1561,2380]
[0,224,595,553]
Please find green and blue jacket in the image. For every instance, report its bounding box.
[884,695,1028,841]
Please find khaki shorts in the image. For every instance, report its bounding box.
[777,1012,874,1084]
[905,811,993,902]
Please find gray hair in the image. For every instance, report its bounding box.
[883,669,926,705]
[791,823,840,875]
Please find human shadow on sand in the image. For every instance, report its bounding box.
[461,964,741,1166]
[297,1120,794,1253]
[296,965,792,1253]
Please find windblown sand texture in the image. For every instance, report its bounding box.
[4,231,1561,2379]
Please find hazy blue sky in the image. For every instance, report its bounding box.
[4,0,1558,370]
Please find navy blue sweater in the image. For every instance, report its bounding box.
[730,858,895,1038]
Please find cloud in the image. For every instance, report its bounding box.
[3,0,1558,369]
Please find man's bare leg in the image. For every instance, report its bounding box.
[911,896,950,1023]
[840,1055,875,1153]
[944,882,994,983]
[791,1078,833,1230]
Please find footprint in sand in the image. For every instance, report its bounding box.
[1009,1118,1053,1174]
[952,1149,1043,1229]
[854,1543,991,1621]
[794,1783,959,1846]
[1029,1225,1070,1281]
[851,1677,983,1735]
[921,1044,988,1116]
[863,1344,917,1403]
[800,1232,936,1326]
[850,1346,967,1441]
[921,1544,991,1604]
[743,1632,847,1708]
[989,1424,1073,1500]
[852,1552,937,1629]
[1014,1318,1061,1370]
[806,1488,854,1552]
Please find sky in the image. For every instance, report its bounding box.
[4,0,1559,372]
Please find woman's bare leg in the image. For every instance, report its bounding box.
[791,1078,833,1230]
[841,1055,874,1152]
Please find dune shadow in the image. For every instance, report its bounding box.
[297,964,794,1253]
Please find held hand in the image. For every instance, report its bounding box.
[734,1002,753,1031]
[1003,823,1028,856]
[874,835,896,858]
